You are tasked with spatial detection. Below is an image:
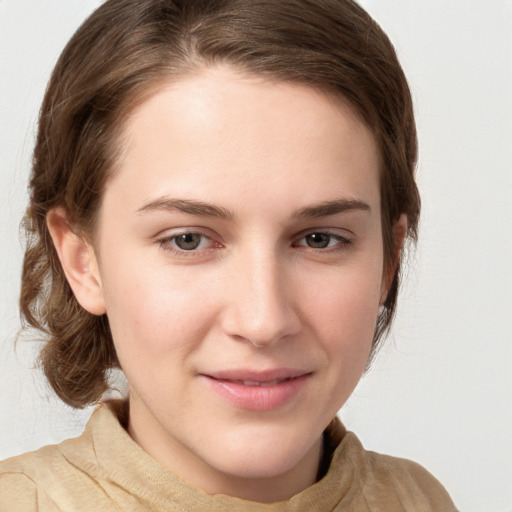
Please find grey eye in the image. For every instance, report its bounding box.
[305,233,332,248]
[174,233,203,250]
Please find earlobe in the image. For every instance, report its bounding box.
[380,214,408,305]
[46,208,106,316]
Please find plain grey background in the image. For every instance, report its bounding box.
[1,1,511,510]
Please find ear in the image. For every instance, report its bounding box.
[47,208,106,316]
[380,214,408,305]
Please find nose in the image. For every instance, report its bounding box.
[220,248,301,348]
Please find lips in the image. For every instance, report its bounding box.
[231,379,287,387]
[200,369,311,411]
[205,368,309,382]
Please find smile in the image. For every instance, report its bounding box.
[226,378,290,387]
[201,369,311,411]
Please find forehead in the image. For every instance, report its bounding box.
[107,65,381,217]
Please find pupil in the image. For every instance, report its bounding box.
[307,233,329,248]
[176,233,201,250]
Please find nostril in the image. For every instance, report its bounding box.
[223,308,301,348]
[220,259,301,346]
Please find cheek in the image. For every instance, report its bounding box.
[103,281,210,398]
[100,258,215,360]
[305,265,382,364]
[307,262,382,330]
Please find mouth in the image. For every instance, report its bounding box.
[200,369,311,411]
[204,368,309,385]
[226,378,291,387]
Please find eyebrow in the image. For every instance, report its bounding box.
[136,197,234,220]
[292,198,371,219]
[136,196,370,220]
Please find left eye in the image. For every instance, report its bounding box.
[296,232,349,249]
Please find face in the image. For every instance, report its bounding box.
[89,66,385,500]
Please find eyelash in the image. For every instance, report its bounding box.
[293,231,353,251]
[157,229,353,257]
[157,232,219,255]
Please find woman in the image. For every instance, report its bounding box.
[0,0,456,509]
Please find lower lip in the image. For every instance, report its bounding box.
[203,374,310,411]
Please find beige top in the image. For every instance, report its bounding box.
[0,401,457,511]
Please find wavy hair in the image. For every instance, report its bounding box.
[20,0,419,408]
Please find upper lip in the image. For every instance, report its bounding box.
[202,368,311,383]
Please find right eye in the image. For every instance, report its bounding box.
[172,233,207,251]
[158,231,217,254]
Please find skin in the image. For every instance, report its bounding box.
[49,66,399,502]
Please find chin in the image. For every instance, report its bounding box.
[206,425,320,480]
[223,452,298,480]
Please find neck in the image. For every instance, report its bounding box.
[194,437,324,502]
[127,398,325,502]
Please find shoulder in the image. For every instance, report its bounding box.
[328,422,458,511]
[0,451,39,511]
[0,401,137,512]
[364,448,457,510]
[0,405,106,512]
[0,440,100,511]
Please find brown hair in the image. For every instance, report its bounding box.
[20,0,419,408]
